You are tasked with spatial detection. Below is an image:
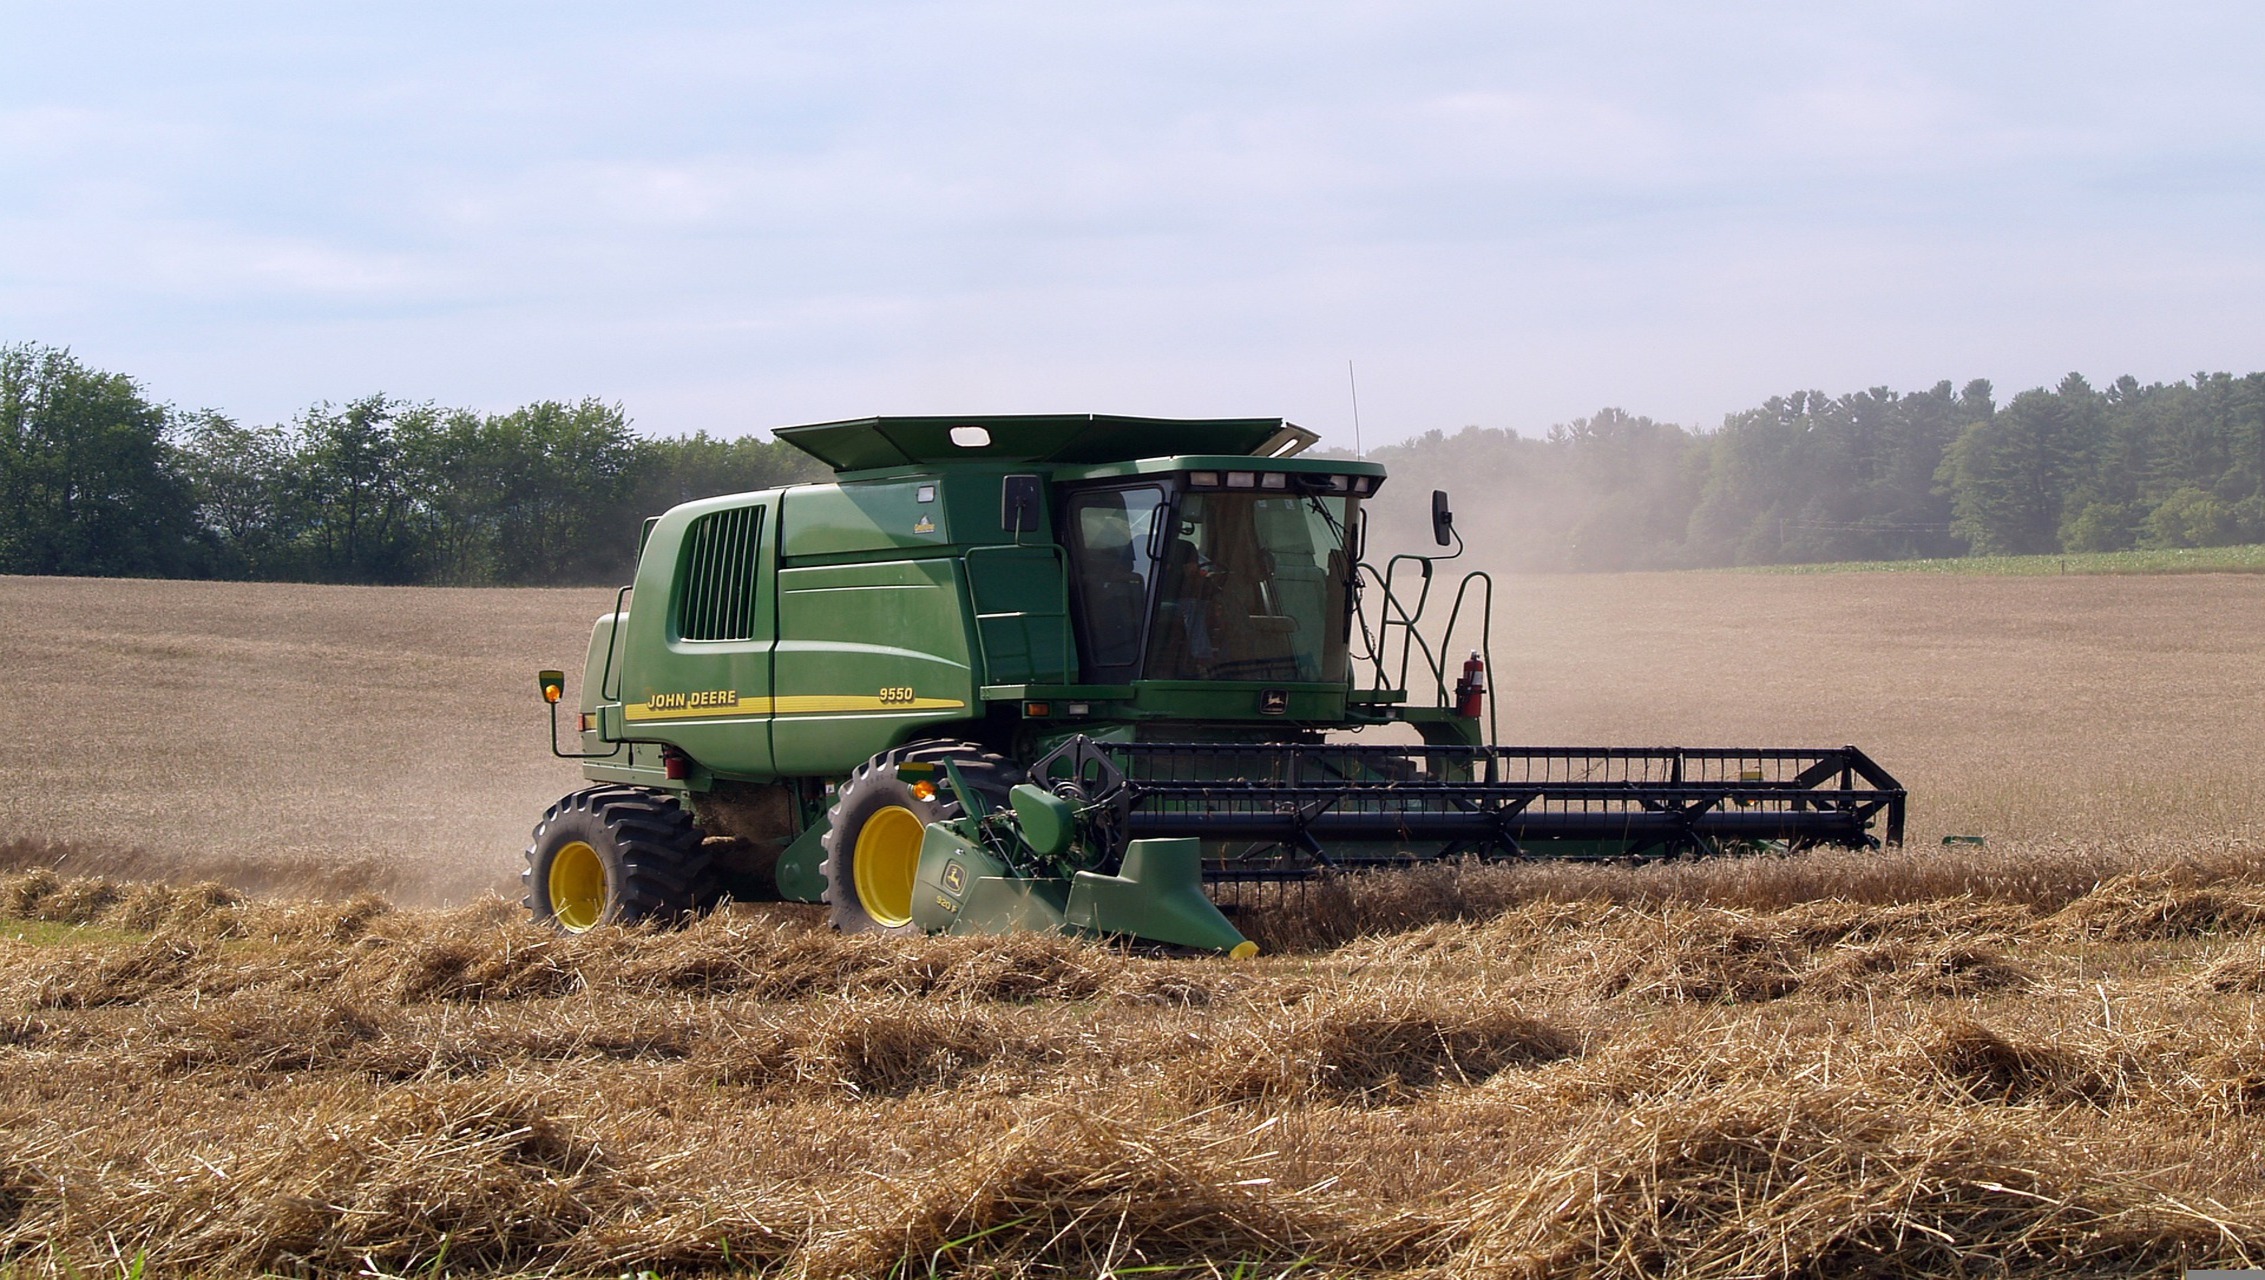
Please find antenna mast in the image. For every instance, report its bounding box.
[1346,359,1364,459]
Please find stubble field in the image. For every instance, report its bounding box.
[3,569,2264,1277]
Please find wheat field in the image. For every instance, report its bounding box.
[3,569,2265,1277]
[0,575,612,902]
[4,568,2260,898]
[5,846,2265,1277]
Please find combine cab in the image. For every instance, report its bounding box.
[528,415,1904,953]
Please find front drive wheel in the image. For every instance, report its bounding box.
[821,742,1016,935]
[524,786,710,933]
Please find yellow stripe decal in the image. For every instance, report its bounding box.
[774,695,967,714]
[623,694,966,721]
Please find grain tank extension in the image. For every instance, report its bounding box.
[527,415,1905,954]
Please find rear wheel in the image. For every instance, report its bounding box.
[820,741,1017,935]
[524,787,710,932]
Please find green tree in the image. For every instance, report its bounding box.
[35,344,2265,585]
[1940,378,2095,555]
[293,395,417,582]
[173,410,297,577]
[483,399,642,584]
[630,429,830,516]
[2141,486,2236,548]
[2057,500,2140,552]
[1679,382,1977,567]
[0,343,200,576]
[392,405,491,584]
[395,399,647,585]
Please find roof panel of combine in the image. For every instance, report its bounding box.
[771,414,1318,471]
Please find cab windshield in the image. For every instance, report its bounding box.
[1065,481,1357,685]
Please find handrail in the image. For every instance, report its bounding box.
[547,699,624,760]
[1436,570,1496,747]
[599,583,633,703]
[1351,552,1496,744]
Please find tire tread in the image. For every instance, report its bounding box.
[522,785,712,929]
[818,740,1019,934]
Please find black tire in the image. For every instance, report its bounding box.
[523,786,711,933]
[820,741,1018,935]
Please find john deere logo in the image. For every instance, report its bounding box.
[941,860,967,896]
[647,689,738,711]
[1260,689,1289,715]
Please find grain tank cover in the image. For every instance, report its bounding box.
[774,414,1318,473]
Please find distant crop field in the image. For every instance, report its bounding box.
[0,575,611,902]
[1742,542,2265,576]
[2,569,2261,898]
[3,570,2264,1277]
[1486,569,2265,846]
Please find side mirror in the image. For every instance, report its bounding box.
[1430,490,1455,547]
[1002,474,1043,535]
[1350,510,1367,563]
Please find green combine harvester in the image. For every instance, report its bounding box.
[528,415,1905,954]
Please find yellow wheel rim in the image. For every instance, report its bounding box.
[853,804,926,927]
[548,839,608,932]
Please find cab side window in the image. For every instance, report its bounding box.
[1065,486,1164,680]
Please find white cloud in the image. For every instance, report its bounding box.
[2,2,2262,444]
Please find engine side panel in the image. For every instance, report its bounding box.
[769,557,979,776]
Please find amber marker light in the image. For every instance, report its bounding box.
[538,669,566,704]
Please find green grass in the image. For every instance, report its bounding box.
[1740,543,2265,576]
[0,913,147,946]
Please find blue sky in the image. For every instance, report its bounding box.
[4,2,2262,448]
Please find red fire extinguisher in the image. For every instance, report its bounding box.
[1453,650,1487,719]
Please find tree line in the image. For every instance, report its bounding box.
[1366,371,2265,570]
[0,342,825,585]
[7,340,2263,583]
